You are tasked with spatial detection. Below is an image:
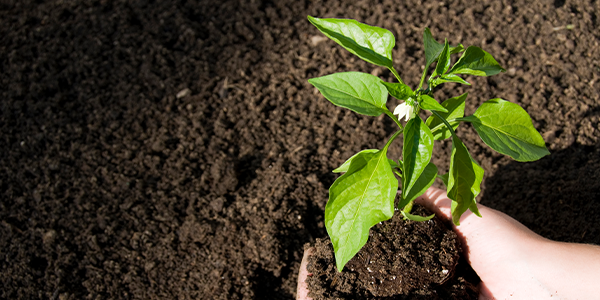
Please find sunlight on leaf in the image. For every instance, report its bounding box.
[426,93,467,140]
[460,99,550,161]
[309,72,389,116]
[308,16,395,69]
[326,150,397,271]
[447,135,484,225]
[402,118,434,202]
[449,46,505,76]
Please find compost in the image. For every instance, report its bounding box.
[1,0,599,299]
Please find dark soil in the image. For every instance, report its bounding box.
[306,205,477,299]
[0,0,599,299]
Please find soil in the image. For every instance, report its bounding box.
[0,0,599,299]
[306,205,478,300]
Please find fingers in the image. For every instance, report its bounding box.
[296,247,314,300]
[415,187,500,232]
[414,186,481,256]
[414,186,454,222]
[415,187,556,299]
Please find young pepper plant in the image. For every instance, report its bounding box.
[307,16,550,272]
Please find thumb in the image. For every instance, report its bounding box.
[414,186,543,252]
[414,187,550,298]
[414,186,544,245]
[413,186,483,254]
[296,247,314,300]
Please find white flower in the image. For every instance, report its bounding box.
[393,101,415,122]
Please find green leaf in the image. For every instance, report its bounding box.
[419,95,448,113]
[326,149,397,271]
[459,98,550,162]
[401,211,435,221]
[381,81,414,100]
[426,93,468,140]
[308,16,395,69]
[450,44,465,55]
[423,28,464,70]
[333,150,400,173]
[308,72,388,116]
[449,46,506,76]
[437,173,449,187]
[447,135,484,225]
[398,162,438,209]
[402,117,434,201]
[388,159,400,170]
[397,159,403,170]
[433,39,451,77]
[433,74,471,86]
[469,201,482,218]
[333,149,379,173]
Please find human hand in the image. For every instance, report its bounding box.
[414,187,600,299]
[296,246,314,300]
[297,186,600,300]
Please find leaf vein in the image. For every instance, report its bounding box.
[339,152,385,252]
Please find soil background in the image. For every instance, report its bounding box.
[1,0,599,299]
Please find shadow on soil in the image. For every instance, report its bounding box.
[480,141,600,244]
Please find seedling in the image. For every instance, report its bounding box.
[307,16,549,272]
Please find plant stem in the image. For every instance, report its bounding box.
[385,110,404,130]
[389,67,404,85]
[431,110,457,137]
[403,200,414,214]
[383,128,403,153]
[418,65,429,90]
